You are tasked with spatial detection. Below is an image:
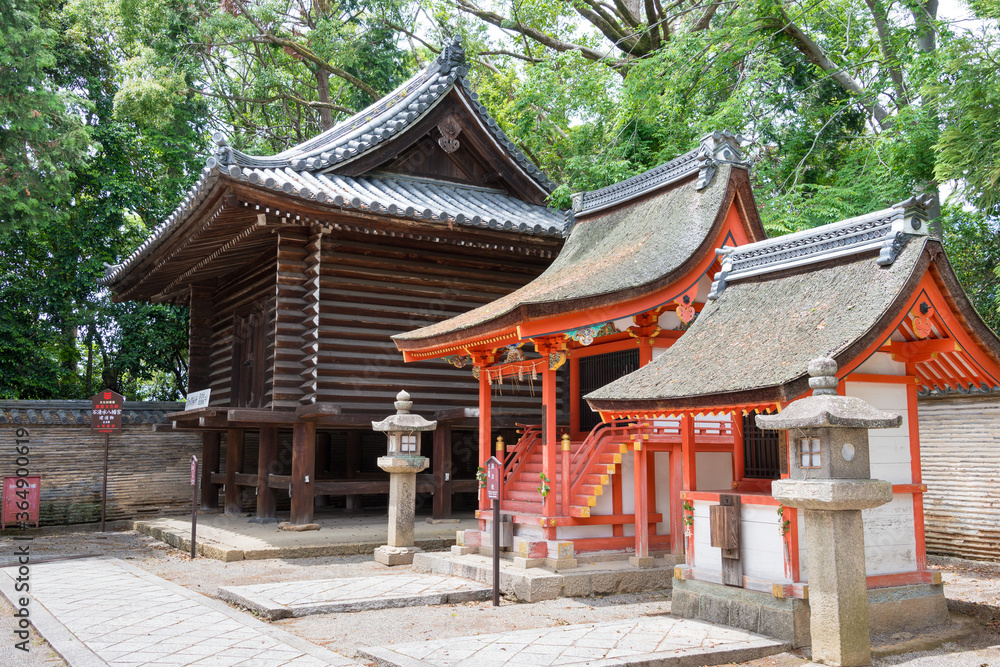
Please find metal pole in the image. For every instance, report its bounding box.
[191,455,198,559]
[100,432,109,532]
[492,497,500,606]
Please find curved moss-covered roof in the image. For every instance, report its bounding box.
[586,239,930,413]
[394,162,758,349]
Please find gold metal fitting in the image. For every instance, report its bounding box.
[561,433,571,451]
[496,435,505,454]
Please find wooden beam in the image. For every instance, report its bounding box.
[883,338,958,362]
[166,407,218,421]
[296,403,343,420]
[256,427,278,521]
[225,429,245,514]
[290,421,316,524]
[201,431,221,511]
[227,409,299,424]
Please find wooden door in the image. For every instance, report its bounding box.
[231,305,267,407]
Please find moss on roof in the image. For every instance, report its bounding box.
[394,164,740,346]
[586,239,929,412]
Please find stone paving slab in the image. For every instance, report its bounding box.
[359,615,789,667]
[0,557,357,667]
[135,514,477,561]
[413,552,680,602]
[218,574,492,620]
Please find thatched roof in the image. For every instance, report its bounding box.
[394,157,762,351]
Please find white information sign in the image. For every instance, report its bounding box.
[185,389,212,411]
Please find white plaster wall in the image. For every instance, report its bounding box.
[652,346,670,359]
[863,494,918,575]
[654,452,671,535]
[854,351,906,376]
[845,382,912,484]
[797,510,808,582]
[740,503,788,582]
[559,524,612,539]
[696,452,733,491]
[692,499,722,574]
[657,312,682,331]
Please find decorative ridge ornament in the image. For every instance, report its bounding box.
[571,130,746,217]
[708,195,931,300]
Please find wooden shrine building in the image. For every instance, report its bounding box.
[99,38,566,524]
[393,132,768,559]
[585,199,1000,641]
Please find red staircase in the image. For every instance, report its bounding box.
[498,417,736,520]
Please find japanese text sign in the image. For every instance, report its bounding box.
[90,390,124,433]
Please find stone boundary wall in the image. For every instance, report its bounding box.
[918,393,1000,562]
[0,401,201,525]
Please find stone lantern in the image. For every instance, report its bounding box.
[371,390,437,566]
[757,357,900,667]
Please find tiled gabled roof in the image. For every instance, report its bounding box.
[208,37,555,193]
[99,37,565,289]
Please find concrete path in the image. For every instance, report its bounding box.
[218,574,491,620]
[0,557,356,666]
[360,615,789,667]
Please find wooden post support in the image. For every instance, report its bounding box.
[561,433,571,513]
[634,445,649,559]
[542,364,557,520]
[290,421,316,525]
[670,446,684,556]
[256,426,278,521]
[201,431,220,510]
[433,423,453,519]
[224,429,244,514]
[345,430,362,511]
[681,414,697,491]
[478,364,492,513]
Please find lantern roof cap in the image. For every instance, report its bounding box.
[372,390,438,432]
[756,357,901,431]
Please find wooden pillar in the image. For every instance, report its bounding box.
[290,421,316,525]
[732,411,744,486]
[670,446,684,555]
[542,364,557,519]
[681,413,697,491]
[225,429,244,514]
[433,423,453,519]
[187,284,214,392]
[906,364,927,570]
[200,431,220,510]
[345,430,362,511]
[633,445,649,558]
[478,364,492,513]
[256,427,278,521]
[314,431,330,507]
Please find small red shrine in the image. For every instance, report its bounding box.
[394,132,766,560]
[397,137,1000,640]
[584,195,1000,641]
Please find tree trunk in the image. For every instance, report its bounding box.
[315,67,334,130]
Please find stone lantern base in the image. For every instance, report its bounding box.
[374,545,423,566]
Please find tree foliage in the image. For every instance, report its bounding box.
[4,0,1000,400]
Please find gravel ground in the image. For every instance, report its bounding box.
[1,527,999,666]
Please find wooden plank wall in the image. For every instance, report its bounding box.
[207,249,277,407]
[918,394,1000,562]
[315,232,555,415]
[0,422,200,525]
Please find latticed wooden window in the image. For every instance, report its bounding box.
[742,412,782,479]
[578,349,641,432]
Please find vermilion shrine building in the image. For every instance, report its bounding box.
[100,40,566,524]
[397,133,1000,638]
